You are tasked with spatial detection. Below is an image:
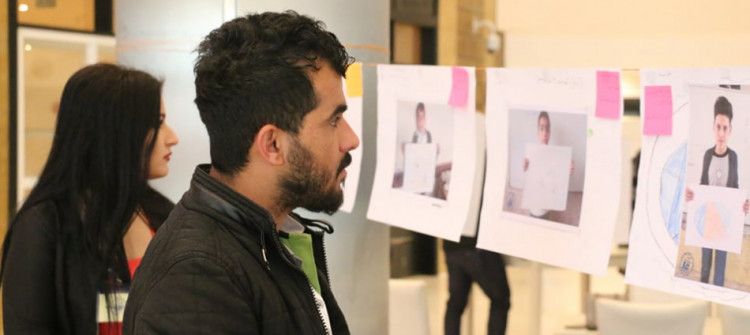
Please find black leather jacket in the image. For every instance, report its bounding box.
[123,165,349,335]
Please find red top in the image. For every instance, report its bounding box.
[98,221,155,335]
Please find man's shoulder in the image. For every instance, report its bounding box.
[123,207,267,335]
[132,203,267,296]
[157,203,240,250]
[150,202,265,264]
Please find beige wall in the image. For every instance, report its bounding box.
[496,1,750,67]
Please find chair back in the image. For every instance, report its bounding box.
[596,298,709,335]
[718,303,750,335]
[389,279,431,335]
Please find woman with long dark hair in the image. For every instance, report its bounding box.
[1,63,179,334]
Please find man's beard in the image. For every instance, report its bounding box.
[278,137,352,215]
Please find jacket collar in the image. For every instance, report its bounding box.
[184,164,335,236]
[186,164,277,234]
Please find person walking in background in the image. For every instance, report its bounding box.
[445,170,511,335]
[443,231,511,335]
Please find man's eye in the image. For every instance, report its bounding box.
[329,116,341,127]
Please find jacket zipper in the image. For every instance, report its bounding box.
[318,228,332,289]
[266,224,331,335]
[257,226,270,271]
[309,284,332,335]
[317,233,333,335]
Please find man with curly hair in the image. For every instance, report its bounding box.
[124,11,359,335]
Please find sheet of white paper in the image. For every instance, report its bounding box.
[460,113,487,238]
[477,68,622,275]
[402,143,438,193]
[613,140,634,245]
[626,68,750,310]
[522,144,572,211]
[368,65,477,241]
[685,185,745,253]
[339,71,364,213]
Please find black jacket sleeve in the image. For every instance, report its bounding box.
[2,203,60,334]
[700,148,711,186]
[729,149,739,189]
[124,256,257,335]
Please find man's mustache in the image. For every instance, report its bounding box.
[337,153,352,175]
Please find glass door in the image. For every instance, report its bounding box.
[15,27,115,208]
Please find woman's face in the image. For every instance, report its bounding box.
[148,99,179,179]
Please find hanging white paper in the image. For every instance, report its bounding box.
[460,113,487,238]
[402,143,438,194]
[521,143,572,212]
[339,64,364,213]
[685,185,746,254]
[626,68,750,310]
[613,139,635,245]
[368,65,477,241]
[477,68,622,275]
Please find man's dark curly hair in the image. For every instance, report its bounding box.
[194,11,353,176]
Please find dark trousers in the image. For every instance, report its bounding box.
[700,247,727,286]
[444,248,511,335]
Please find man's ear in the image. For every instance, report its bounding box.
[255,124,286,166]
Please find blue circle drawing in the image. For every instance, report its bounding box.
[659,143,687,245]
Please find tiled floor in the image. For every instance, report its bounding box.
[392,259,723,335]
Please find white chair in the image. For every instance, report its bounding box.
[389,278,431,335]
[595,298,709,335]
[717,303,750,335]
[627,284,693,304]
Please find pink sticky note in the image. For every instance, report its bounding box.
[448,67,469,107]
[595,71,621,120]
[643,85,673,136]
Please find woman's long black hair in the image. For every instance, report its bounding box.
[1,63,166,284]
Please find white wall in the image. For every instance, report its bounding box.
[496,1,750,68]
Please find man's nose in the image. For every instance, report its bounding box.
[341,119,360,152]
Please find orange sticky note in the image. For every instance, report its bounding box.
[345,63,363,98]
